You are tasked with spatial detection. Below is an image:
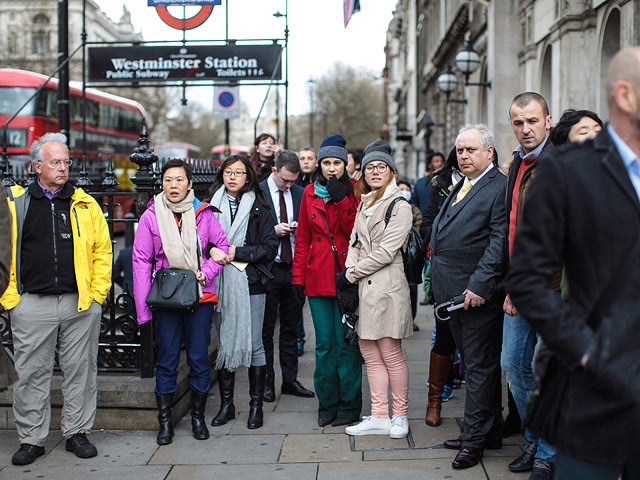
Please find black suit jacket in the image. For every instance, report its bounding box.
[430,166,507,305]
[260,177,304,225]
[507,127,640,462]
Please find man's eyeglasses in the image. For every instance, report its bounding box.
[364,163,389,174]
[223,170,247,177]
[41,159,73,168]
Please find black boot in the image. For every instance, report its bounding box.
[247,365,266,429]
[156,393,174,445]
[211,369,236,426]
[190,388,210,440]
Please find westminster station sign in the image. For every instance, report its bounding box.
[88,45,282,82]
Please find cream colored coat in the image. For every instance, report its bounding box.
[345,189,414,340]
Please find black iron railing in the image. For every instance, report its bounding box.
[0,126,219,377]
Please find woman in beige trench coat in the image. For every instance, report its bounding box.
[340,140,413,439]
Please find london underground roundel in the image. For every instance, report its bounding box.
[155,6,214,30]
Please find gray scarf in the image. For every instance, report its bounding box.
[211,186,255,370]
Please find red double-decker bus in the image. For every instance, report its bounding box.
[0,68,149,230]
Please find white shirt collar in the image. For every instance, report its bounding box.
[468,162,494,186]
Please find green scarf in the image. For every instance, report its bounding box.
[313,181,331,203]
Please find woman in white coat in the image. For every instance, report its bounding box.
[338,140,414,439]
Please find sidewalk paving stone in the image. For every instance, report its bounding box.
[149,434,284,465]
[0,465,171,480]
[167,463,318,480]
[279,434,362,463]
[229,411,322,435]
[317,459,488,480]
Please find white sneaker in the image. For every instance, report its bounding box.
[344,416,391,436]
[389,415,409,439]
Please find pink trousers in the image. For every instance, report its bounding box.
[359,337,409,418]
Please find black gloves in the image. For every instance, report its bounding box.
[292,284,305,305]
[335,270,359,314]
[326,175,348,203]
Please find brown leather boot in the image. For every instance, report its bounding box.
[425,352,452,427]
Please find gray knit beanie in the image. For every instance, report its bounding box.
[361,139,396,172]
[317,134,348,164]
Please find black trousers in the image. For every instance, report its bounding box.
[447,304,503,448]
[263,262,303,385]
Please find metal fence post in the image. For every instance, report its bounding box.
[130,123,158,378]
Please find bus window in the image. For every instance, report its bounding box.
[0,87,36,116]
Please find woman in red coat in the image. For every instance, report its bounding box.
[291,134,362,427]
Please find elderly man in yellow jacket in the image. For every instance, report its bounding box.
[1,133,112,466]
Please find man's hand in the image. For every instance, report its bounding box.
[274,222,294,237]
[210,246,229,265]
[503,294,518,316]
[463,289,486,310]
[227,245,236,262]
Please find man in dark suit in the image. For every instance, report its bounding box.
[430,125,507,470]
[260,151,314,401]
[508,47,640,479]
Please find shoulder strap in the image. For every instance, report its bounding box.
[384,196,407,227]
[319,211,341,272]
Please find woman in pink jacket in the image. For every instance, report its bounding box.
[133,159,228,446]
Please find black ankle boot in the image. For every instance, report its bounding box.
[156,393,174,445]
[211,369,236,426]
[190,388,210,440]
[247,365,266,429]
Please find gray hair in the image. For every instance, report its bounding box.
[455,124,495,150]
[31,132,68,163]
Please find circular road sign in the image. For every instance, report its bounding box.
[155,6,214,30]
[218,91,235,109]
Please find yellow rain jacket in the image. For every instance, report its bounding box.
[1,184,112,312]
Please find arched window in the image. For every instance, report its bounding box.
[599,9,621,118]
[540,45,552,106]
[33,14,49,24]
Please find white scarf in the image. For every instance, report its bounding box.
[154,190,202,296]
[361,178,399,223]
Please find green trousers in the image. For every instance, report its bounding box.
[308,296,362,420]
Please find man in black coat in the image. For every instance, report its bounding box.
[430,125,507,470]
[260,151,314,402]
[507,47,640,479]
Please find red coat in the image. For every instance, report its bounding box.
[292,182,359,296]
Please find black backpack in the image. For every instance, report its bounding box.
[384,197,425,285]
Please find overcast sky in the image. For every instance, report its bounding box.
[97,1,398,117]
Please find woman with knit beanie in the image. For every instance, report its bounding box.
[338,139,414,439]
[291,134,363,427]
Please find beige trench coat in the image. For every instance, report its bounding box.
[345,190,413,340]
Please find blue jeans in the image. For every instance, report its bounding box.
[502,313,555,462]
[154,303,214,395]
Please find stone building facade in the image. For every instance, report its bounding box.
[386,0,639,179]
[0,0,141,80]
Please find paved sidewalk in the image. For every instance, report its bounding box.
[0,300,525,479]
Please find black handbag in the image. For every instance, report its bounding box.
[146,242,202,311]
[320,211,359,346]
[384,197,425,285]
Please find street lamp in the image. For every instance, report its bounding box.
[273,6,289,148]
[307,78,315,147]
[455,41,491,88]
[436,64,467,104]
